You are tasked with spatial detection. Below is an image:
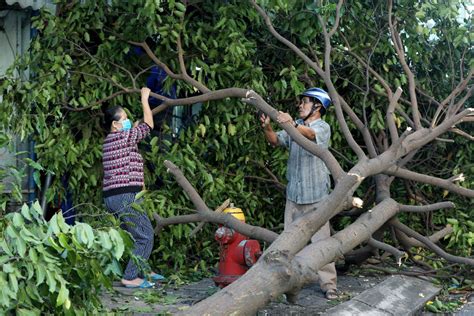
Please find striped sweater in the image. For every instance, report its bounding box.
[102,123,151,198]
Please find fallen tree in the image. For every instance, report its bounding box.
[1,0,472,314]
[137,1,473,314]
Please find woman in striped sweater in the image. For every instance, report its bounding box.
[102,87,164,288]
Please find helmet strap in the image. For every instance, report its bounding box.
[303,104,320,122]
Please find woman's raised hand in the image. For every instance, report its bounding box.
[141,87,151,100]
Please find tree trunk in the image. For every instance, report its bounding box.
[186,199,399,315]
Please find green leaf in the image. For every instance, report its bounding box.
[29,248,38,264]
[17,308,40,316]
[45,269,57,293]
[3,263,14,273]
[31,201,44,217]
[58,233,72,251]
[175,2,186,12]
[25,158,44,171]
[228,124,236,136]
[109,229,125,259]
[35,265,46,286]
[135,190,148,201]
[16,236,27,258]
[49,214,60,235]
[98,231,113,250]
[9,273,18,294]
[0,239,13,256]
[20,204,33,221]
[64,54,73,64]
[56,281,69,307]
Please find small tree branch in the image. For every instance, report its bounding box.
[249,159,285,189]
[250,0,325,78]
[448,86,473,119]
[328,0,345,37]
[163,160,278,243]
[431,69,473,127]
[390,219,474,266]
[391,224,453,250]
[385,167,474,198]
[367,237,405,265]
[399,201,455,213]
[225,172,286,191]
[134,65,155,83]
[189,199,230,237]
[176,36,210,93]
[69,70,127,90]
[129,41,181,79]
[62,90,130,112]
[387,87,403,143]
[388,0,422,130]
[449,127,474,141]
[341,48,393,97]
[252,0,367,161]
[338,95,378,158]
[153,213,201,234]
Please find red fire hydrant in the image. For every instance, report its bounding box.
[212,204,262,288]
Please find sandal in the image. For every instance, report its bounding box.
[148,273,166,281]
[124,280,155,288]
[325,289,339,300]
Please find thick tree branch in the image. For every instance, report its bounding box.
[243,92,345,180]
[401,108,473,153]
[187,199,399,315]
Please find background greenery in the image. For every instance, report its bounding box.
[0,0,472,312]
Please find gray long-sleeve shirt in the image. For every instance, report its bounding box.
[276,118,331,204]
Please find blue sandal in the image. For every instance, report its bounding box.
[149,273,166,281]
[124,280,155,288]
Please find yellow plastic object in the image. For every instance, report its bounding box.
[223,204,245,222]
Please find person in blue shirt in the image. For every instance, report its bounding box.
[260,87,338,300]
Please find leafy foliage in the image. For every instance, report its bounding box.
[0,131,25,214]
[0,0,472,296]
[0,202,130,313]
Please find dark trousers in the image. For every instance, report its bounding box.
[104,192,154,280]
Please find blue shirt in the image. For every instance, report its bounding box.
[276,118,331,204]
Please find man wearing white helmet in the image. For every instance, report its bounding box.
[260,87,338,300]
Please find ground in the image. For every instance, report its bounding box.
[100,265,473,315]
